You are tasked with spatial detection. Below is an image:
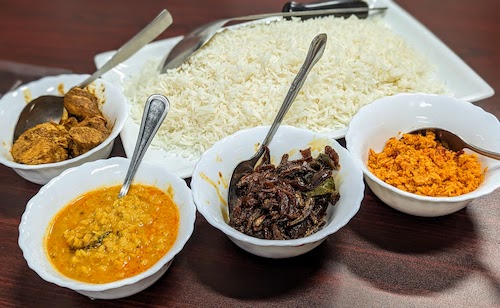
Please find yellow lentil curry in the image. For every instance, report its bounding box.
[368,131,485,197]
[45,184,179,284]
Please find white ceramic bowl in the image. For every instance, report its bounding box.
[18,157,196,299]
[0,74,129,184]
[345,93,500,217]
[191,125,364,259]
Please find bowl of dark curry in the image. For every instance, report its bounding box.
[18,157,196,299]
[191,125,364,258]
[0,74,128,184]
[345,93,500,217]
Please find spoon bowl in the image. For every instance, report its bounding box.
[409,127,500,160]
[14,95,65,141]
[13,9,172,141]
[227,33,327,214]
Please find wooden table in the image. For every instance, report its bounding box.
[1,1,499,307]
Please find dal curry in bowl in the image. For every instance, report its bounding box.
[18,157,196,299]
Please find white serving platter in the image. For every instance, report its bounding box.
[94,0,494,179]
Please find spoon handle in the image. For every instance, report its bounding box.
[118,94,170,198]
[79,9,173,88]
[258,33,327,154]
[467,144,500,160]
[229,6,387,23]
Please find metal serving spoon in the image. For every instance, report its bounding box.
[227,33,327,213]
[13,9,173,142]
[118,94,170,198]
[160,4,386,72]
[409,128,500,160]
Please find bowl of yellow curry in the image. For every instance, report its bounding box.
[18,157,196,299]
[0,74,128,184]
[345,93,500,217]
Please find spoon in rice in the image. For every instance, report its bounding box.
[227,33,327,214]
[409,128,500,159]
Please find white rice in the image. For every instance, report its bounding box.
[124,16,447,159]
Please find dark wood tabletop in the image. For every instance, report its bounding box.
[1,0,499,307]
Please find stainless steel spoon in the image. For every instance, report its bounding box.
[409,127,500,160]
[13,9,173,141]
[160,5,386,72]
[227,33,327,213]
[118,94,170,198]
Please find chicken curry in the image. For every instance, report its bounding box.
[11,86,111,165]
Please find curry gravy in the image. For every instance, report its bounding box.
[45,184,179,284]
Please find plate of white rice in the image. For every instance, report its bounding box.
[95,0,494,178]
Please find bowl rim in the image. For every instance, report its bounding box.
[192,124,365,247]
[18,156,196,292]
[0,74,129,170]
[345,93,500,203]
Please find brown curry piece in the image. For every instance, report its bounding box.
[11,122,70,165]
[11,87,111,165]
[229,146,341,240]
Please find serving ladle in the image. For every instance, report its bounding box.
[409,128,500,160]
[118,94,170,198]
[13,9,173,142]
[227,33,327,213]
